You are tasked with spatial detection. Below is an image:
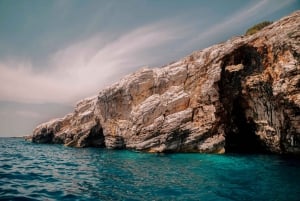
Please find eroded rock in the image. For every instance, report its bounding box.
[29,11,300,154]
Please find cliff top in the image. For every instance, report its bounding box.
[30,10,300,154]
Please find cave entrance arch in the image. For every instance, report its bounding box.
[219,45,266,153]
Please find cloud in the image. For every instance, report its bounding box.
[187,0,295,46]
[0,101,73,136]
[0,0,295,105]
[0,21,186,104]
[15,110,41,118]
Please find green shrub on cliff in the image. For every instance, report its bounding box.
[245,21,273,35]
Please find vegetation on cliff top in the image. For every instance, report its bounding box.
[245,21,273,35]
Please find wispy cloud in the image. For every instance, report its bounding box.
[0,21,186,104]
[188,0,295,46]
[0,0,295,105]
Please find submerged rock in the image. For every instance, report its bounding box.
[30,11,300,154]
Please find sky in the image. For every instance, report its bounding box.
[0,0,299,137]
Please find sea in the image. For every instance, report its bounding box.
[0,138,300,201]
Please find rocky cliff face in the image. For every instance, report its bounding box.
[29,11,300,154]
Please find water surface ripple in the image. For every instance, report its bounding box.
[1,138,300,200]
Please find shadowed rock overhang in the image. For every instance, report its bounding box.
[28,11,300,154]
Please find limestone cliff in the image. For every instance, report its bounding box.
[29,11,300,154]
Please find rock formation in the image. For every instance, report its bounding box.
[28,11,300,154]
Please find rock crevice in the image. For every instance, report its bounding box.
[28,11,300,154]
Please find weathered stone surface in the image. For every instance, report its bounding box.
[29,11,300,154]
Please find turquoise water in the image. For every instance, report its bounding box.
[1,138,300,201]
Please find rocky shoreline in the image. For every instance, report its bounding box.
[27,11,300,154]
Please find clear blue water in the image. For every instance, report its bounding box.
[1,138,300,201]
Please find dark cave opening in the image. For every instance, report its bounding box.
[224,97,266,153]
[219,45,267,153]
[84,122,105,148]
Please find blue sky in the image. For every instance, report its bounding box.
[0,0,299,136]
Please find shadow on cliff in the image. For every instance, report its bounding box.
[218,45,267,153]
